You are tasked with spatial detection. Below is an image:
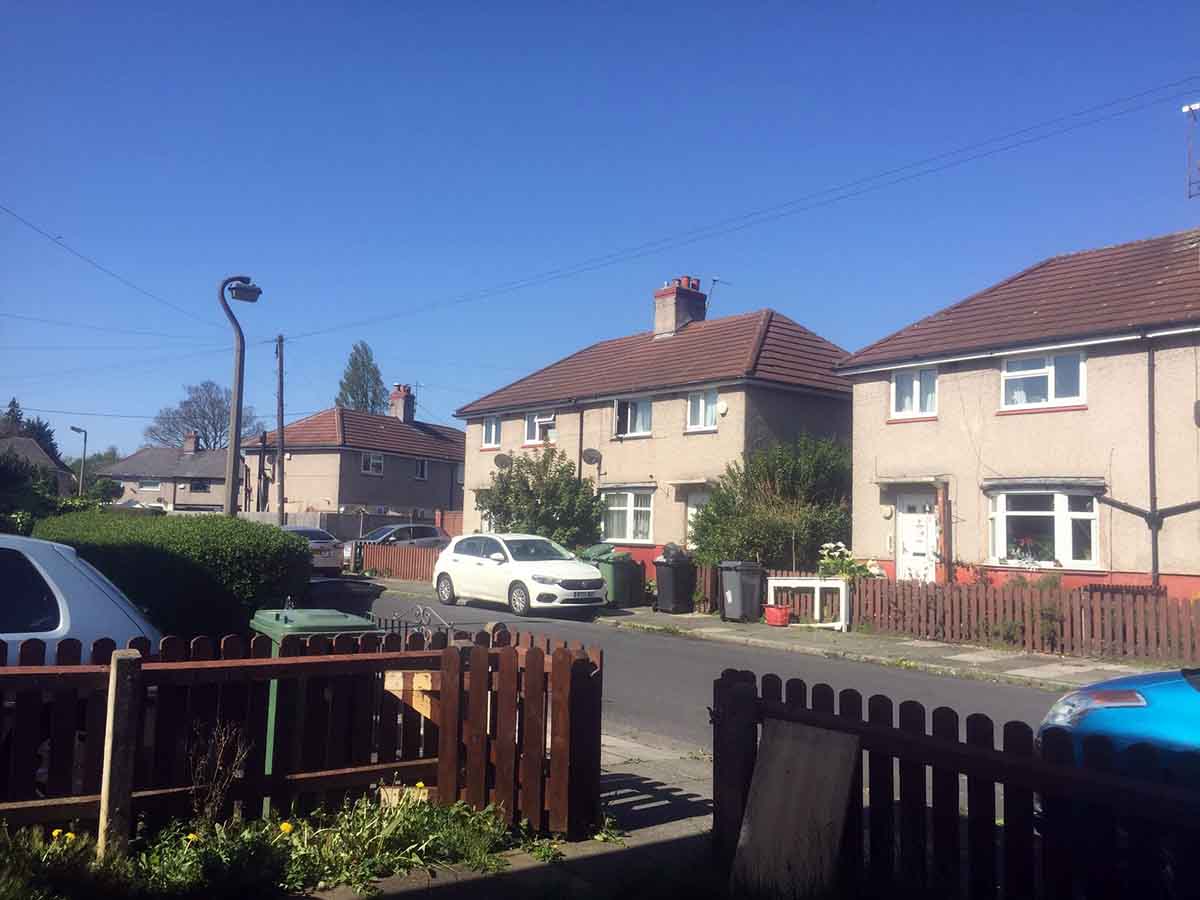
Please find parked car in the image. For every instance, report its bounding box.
[343,523,450,565]
[433,533,607,616]
[0,534,162,656]
[1037,669,1200,776]
[283,525,343,577]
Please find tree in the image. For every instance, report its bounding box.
[63,445,121,493]
[144,382,262,450]
[474,448,604,548]
[88,478,123,502]
[0,449,61,533]
[20,416,61,464]
[335,341,387,414]
[2,398,23,434]
[689,436,852,570]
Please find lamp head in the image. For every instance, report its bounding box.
[228,279,262,303]
[69,426,86,435]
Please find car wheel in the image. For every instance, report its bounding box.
[436,574,457,606]
[508,582,531,617]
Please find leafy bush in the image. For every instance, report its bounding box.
[474,447,604,547]
[32,511,310,635]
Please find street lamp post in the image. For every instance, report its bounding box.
[69,425,87,496]
[218,275,262,516]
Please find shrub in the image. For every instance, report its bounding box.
[32,511,310,636]
[474,447,604,547]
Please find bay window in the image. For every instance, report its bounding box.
[891,368,937,418]
[687,389,718,431]
[482,416,501,448]
[615,398,653,437]
[1001,351,1084,409]
[524,412,557,444]
[987,491,1098,567]
[602,490,653,542]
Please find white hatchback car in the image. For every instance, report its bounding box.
[432,534,607,616]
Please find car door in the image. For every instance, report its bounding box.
[472,537,510,603]
[386,526,413,545]
[449,537,482,596]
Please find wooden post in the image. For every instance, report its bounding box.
[712,672,758,868]
[97,649,142,859]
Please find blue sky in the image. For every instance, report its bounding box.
[2,2,1198,456]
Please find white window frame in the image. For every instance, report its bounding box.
[481,416,501,449]
[987,491,1099,569]
[601,489,654,543]
[137,479,161,491]
[890,367,938,419]
[455,463,464,485]
[999,350,1086,410]
[361,452,384,476]
[524,412,557,445]
[686,389,719,432]
[614,397,653,438]
[414,458,429,481]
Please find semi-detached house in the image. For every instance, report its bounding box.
[837,227,1200,596]
[455,275,852,568]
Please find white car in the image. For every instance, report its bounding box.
[432,533,607,616]
[0,535,162,658]
[283,526,343,576]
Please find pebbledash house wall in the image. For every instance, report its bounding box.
[849,334,1200,596]
[462,384,850,569]
[111,477,227,511]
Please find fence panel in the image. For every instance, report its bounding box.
[361,544,441,580]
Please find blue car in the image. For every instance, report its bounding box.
[1038,669,1200,769]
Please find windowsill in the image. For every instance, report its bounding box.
[603,539,657,546]
[414,478,428,482]
[521,442,555,448]
[360,471,384,478]
[612,433,653,441]
[683,427,718,435]
[887,416,938,425]
[996,404,1087,417]
[479,446,501,452]
[985,561,1105,574]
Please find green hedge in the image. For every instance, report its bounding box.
[33,511,311,636]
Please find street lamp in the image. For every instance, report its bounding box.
[69,425,87,496]
[218,275,262,516]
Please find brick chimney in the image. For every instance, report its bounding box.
[182,432,198,454]
[653,275,707,338]
[389,383,416,423]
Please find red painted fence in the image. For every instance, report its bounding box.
[361,544,440,580]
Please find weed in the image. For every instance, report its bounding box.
[684,749,714,763]
[592,814,626,846]
[521,836,564,863]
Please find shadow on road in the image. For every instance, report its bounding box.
[600,771,713,830]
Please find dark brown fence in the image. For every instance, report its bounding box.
[851,578,1200,663]
[361,544,440,580]
[0,628,602,837]
[713,668,1200,898]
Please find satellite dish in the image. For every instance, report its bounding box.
[494,453,512,469]
[582,448,602,466]
[716,400,729,416]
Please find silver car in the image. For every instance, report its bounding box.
[0,534,162,658]
[343,523,450,565]
[283,525,344,576]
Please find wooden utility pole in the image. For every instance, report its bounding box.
[275,334,286,526]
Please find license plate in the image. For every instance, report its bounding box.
[318,550,331,557]
[571,591,596,599]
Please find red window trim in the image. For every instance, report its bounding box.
[995,404,1087,417]
[886,416,938,425]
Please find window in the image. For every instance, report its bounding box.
[615,398,653,437]
[1001,352,1085,409]
[361,453,384,475]
[476,537,506,560]
[524,412,557,444]
[455,463,464,485]
[137,479,161,491]
[687,389,718,431]
[414,459,429,481]
[602,490,653,542]
[482,416,501,448]
[891,368,937,418]
[987,492,1098,567]
[384,527,412,543]
[189,481,210,493]
[0,549,61,633]
[455,537,483,556]
[503,538,572,561]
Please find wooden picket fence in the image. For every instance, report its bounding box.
[361,544,441,580]
[850,578,1200,664]
[713,668,1200,898]
[0,628,602,838]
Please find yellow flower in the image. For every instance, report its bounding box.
[279,821,294,835]
[186,833,199,843]
[414,781,425,789]
[65,833,76,843]
[51,829,62,840]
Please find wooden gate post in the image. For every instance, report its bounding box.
[97,649,142,859]
[712,671,758,868]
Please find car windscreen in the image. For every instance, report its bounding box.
[0,548,61,634]
[362,526,395,541]
[290,528,336,542]
[503,539,572,562]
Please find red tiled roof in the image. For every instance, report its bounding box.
[840,228,1200,371]
[453,309,849,417]
[255,407,464,462]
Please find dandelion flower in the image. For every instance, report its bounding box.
[51,829,62,840]
[65,832,76,842]
[414,781,425,789]
[279,821,294,835]
[186,833,199,843]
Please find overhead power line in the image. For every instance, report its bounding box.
[0,312,200,340]
[0,203,222,329]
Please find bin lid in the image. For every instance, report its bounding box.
[578,543,615,561]
[250,608,379,641]
[719,560,764,571]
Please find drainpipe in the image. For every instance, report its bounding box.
[576,403,584,479]
[1147,343,1160,588]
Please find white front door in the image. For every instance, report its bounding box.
[685,490,711,548]
[896,492,937,581]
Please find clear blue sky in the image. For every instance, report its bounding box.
[2,2,1198,456]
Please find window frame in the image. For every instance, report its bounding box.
[188,480,210,493]
[360,452,384,476]
[614,397,654,438]
[601,489,655,544]
[686,389,719,433]
[524,412,557,445]
[986,490,1100,569]
[414,458,429,481]
[890,367,938,419]
[481,416,501,449]
[999,350,1086,411]
[0,548,63,635]
[136,479,161,491]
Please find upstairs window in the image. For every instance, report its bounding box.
[482,416,501,448]
[414,459,429,481]
[524,412,557,444]
[615,398,653,437]
[687,389,718,431]
[455,463,464,485]
[137,479,161,491]
[361,453,384,475]
[1001,352,1085,409]
[891,368,937,419]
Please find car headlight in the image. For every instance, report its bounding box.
[1041,689,1146,728]
[532,574,562,585]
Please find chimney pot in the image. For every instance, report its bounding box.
[652,274,708,338]
[388,383,416,423]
